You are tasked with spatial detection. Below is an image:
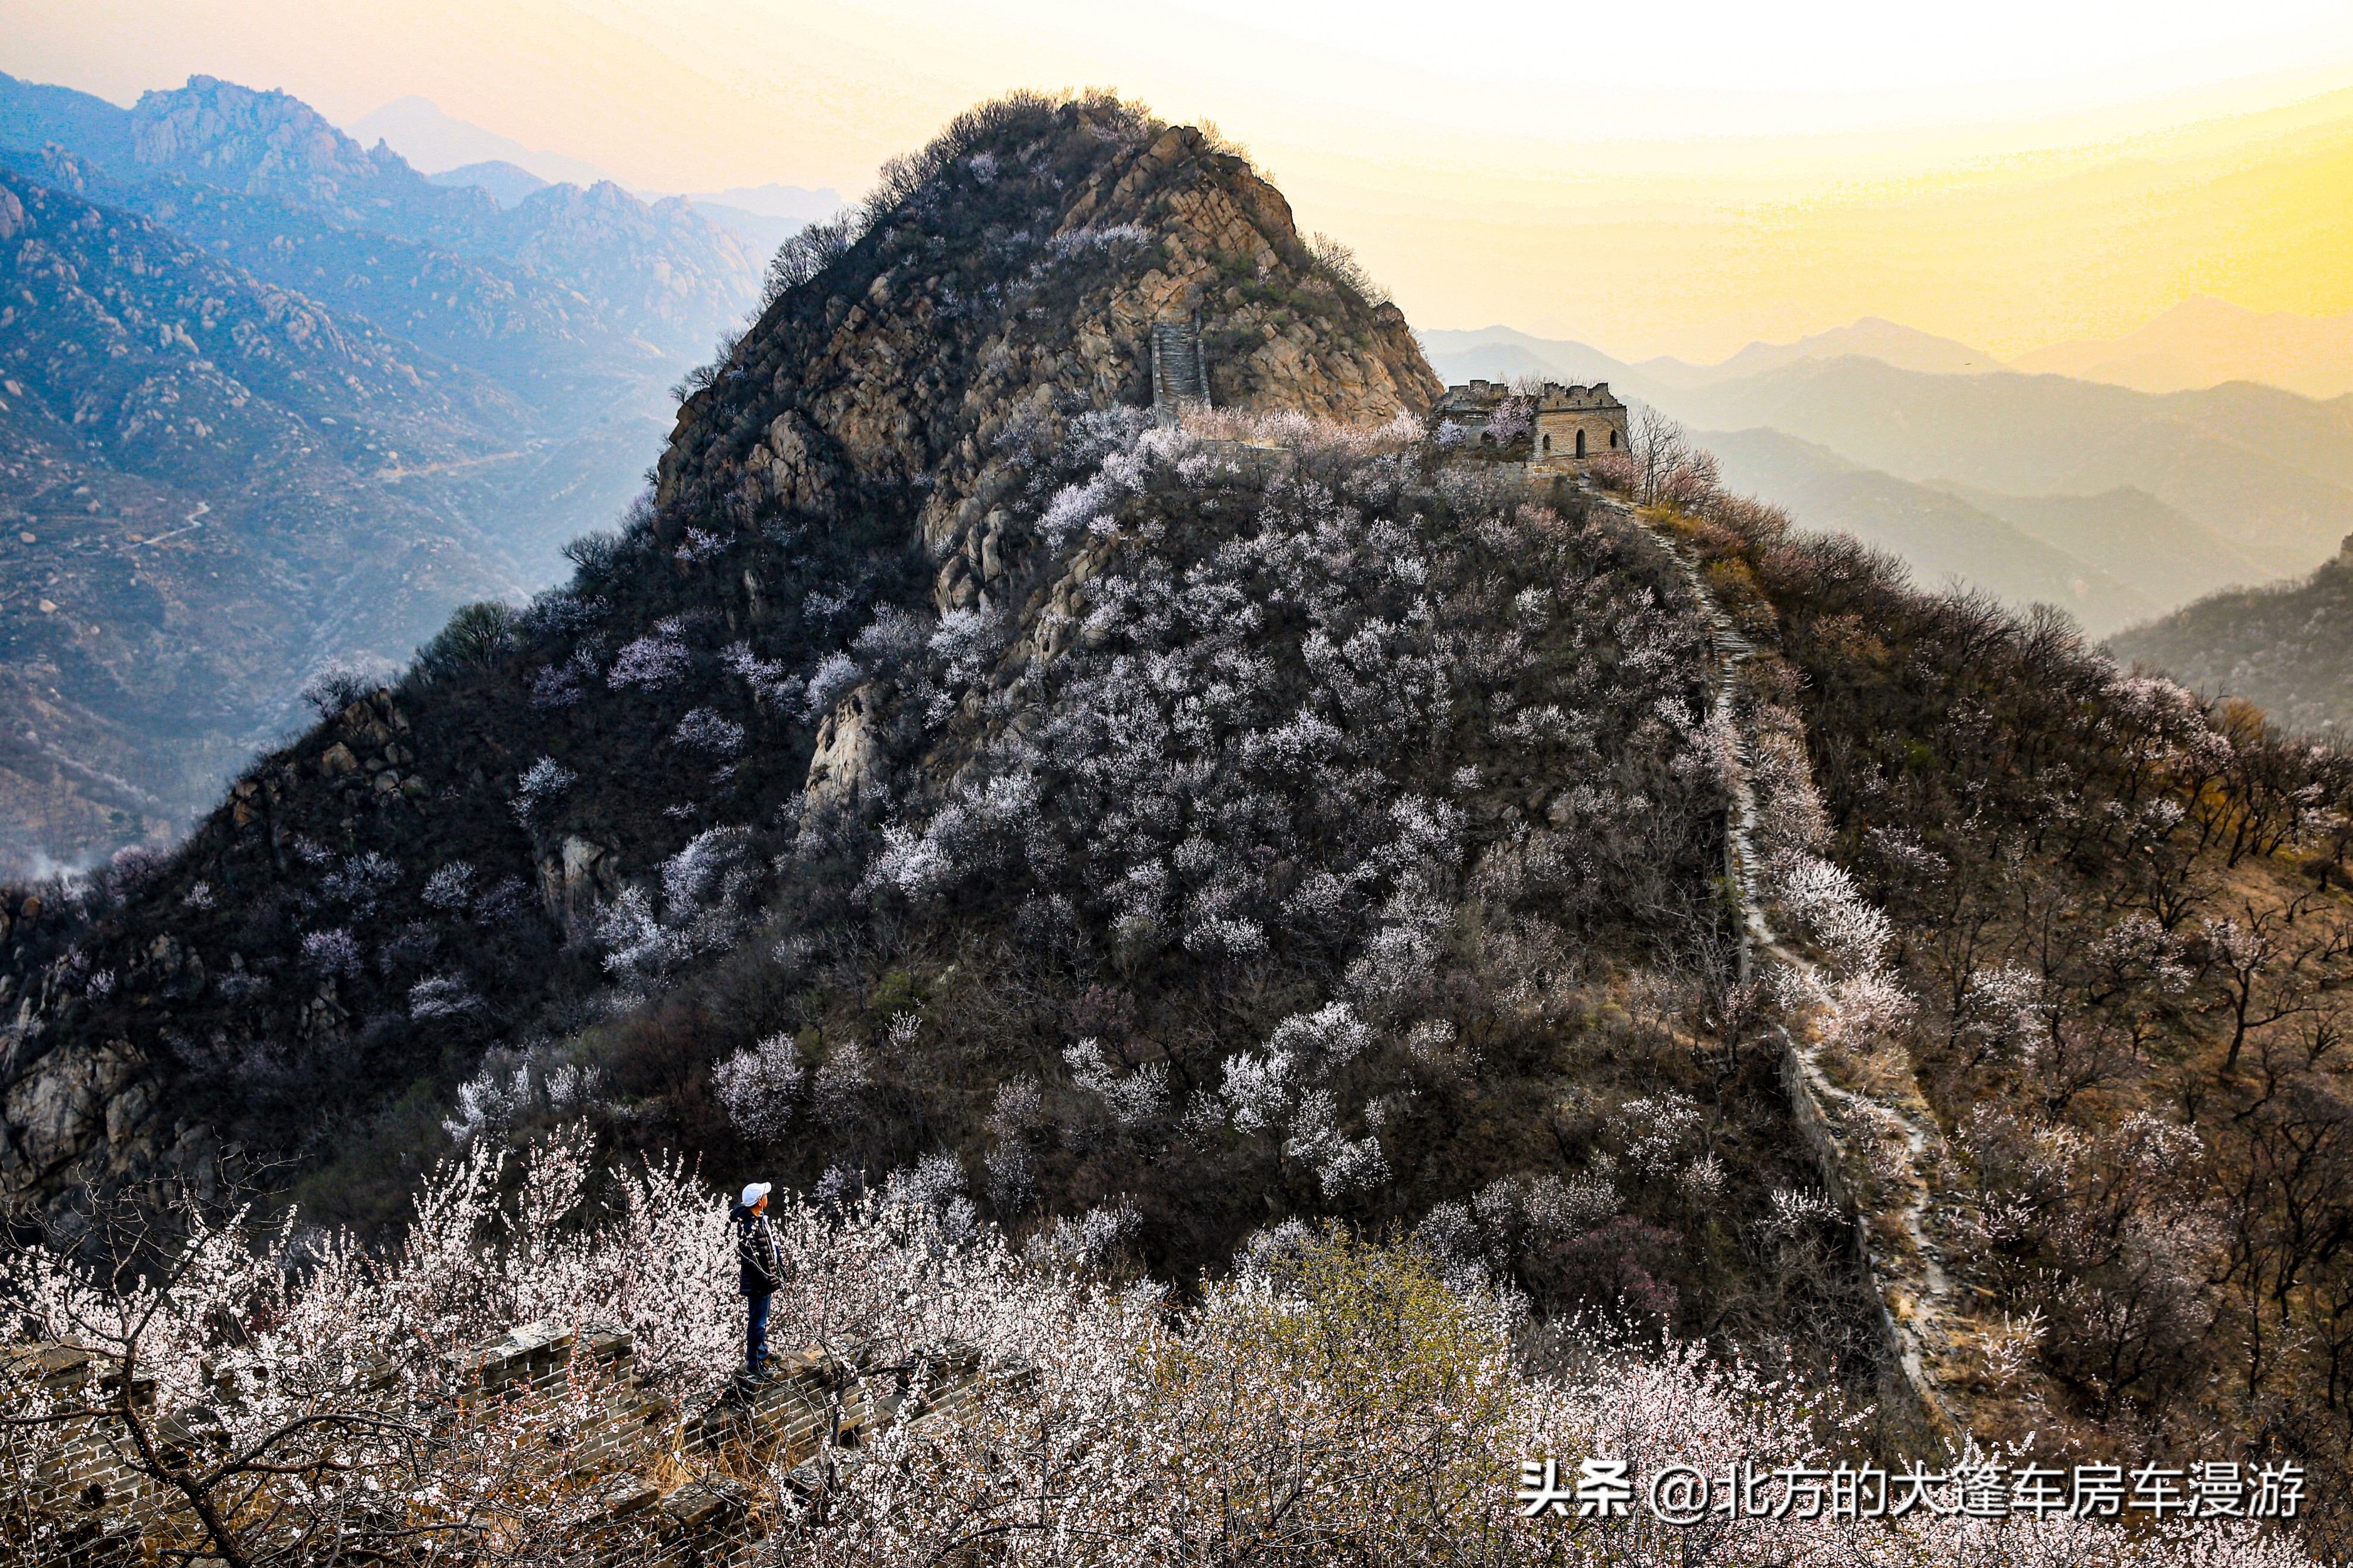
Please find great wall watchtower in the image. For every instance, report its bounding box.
[1430,378,1629,471]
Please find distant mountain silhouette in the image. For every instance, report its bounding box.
[427,159,548,207]
[2016,297,2353,400]
[1699,428,2158,635]
[347,94,618,187]
[0,166,549,866]
[669,183,842,253]
[1422,317,2001,393]
[0,71,135,167]
[1419,326,1650,396]
[1925,480,2273,611]
[1659,358,2353,581]
[1426,322,2353,624]
[126,77,759,360]
[1646,318,2003,386]
[673,182,842,222]
[2,142,656,420]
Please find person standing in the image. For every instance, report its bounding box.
[732,1181,786,1379]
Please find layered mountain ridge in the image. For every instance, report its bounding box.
[2107,536,2353,733]
[0,164,550,870]
[0,70,770,873]
[4,72,760,364]
[1428,326,2353,626]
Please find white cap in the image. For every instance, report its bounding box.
[741,1182,771,1207]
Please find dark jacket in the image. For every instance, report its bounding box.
[732,1201,786,1297]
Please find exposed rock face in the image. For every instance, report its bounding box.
[805,686,888,809]
[131,75,431,218]
[657,117,1438,616]
[539,834,618,937]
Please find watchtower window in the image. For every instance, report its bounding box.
[1575,429,1586,457]
[1540,433,1551,454]
[1608,429,1620,449]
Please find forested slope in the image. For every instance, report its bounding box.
[2109,540,2353,733]
[1,97,1891,1404]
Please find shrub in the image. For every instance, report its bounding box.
[410,600,520,684]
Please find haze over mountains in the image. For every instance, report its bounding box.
[0,70,770,874]
[2016,297,2353,400]
[352,93,844,254]
[1427,321,2353,637]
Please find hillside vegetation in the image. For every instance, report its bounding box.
[2110,541,2353,734]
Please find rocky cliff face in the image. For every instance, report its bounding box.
[656,113,1437,600]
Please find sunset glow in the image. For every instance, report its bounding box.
[7,0,2351,360]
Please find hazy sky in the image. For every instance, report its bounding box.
[7,0,2351,358]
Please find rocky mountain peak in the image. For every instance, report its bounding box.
[656,101,1438,612]
[129,74,484,223]
[0,93,1449,1233]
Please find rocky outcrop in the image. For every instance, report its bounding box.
[805,686,889,809]
[539,834,619,937]
[657,115,1438,628]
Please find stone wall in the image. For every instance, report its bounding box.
[0,1343,166,1562]
[1530,408,1627,470]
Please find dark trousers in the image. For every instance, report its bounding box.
[745,1292,772,1373]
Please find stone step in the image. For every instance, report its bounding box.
[1150,321,1210,418]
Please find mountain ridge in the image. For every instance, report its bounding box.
[2107,539,2353,734]
[0,72,762,363]
[0,163,554,869]
[0,69,765,873]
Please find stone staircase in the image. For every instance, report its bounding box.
[1151,319,1210,422]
